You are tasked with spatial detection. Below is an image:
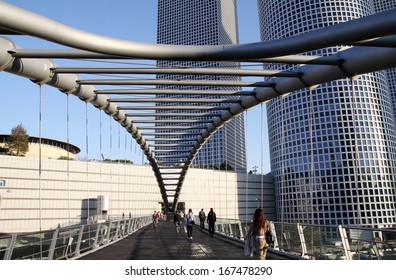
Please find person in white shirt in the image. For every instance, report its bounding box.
[185,208,195,240]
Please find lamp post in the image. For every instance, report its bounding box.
[255,196,262,208]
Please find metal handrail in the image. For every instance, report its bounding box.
[211,218,396,260]
[2,217,395,260]
[0,216,151,260]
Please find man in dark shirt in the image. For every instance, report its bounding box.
[207,208,216,236]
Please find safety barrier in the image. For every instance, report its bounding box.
[2,216,395,260]
[213,218,396,260]
[0,216,151,260]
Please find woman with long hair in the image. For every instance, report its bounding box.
[247,208,270,260]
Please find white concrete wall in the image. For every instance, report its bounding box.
[178,168,240,219]
[0,155,161,233]
[0,155,275,233]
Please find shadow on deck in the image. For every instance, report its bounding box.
[78,220,272,260]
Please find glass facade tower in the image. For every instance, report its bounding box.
[374,1,396,122]
[156,0,246,170]
[258,0,396,227]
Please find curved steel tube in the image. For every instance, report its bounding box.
[172,46,396,208]
[1,1,396,211]
[0,36,170,209]
[0,2,396,60]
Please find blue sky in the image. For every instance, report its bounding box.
[0,0,270,173]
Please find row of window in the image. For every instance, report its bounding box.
[259,0,396,227]
[259,0,372,40]
[374,1,396,12]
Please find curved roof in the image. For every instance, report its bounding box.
[0,134,81,155]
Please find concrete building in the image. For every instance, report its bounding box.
[0,134,80,160]
[156,0,246,171]
[258,0,396,227]
[0,152,274,233]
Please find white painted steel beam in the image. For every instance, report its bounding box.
[1,2,395,60]
[78,78,272,87]
[1,1,396,211]
[96,89,254,96]
[126,112,221,117]
[108,98,241,103]
[53,66,299,77]
[9,49,341,65]
[118,105,230,111]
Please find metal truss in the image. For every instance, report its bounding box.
[1,2,396,211]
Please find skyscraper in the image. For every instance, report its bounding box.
[258,0,396,227]
[156,0,246,171]
[374,1,396,122]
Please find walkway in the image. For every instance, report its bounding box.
[78,221,263,260]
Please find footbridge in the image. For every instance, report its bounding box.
[1,216,395,260]
[1,2,396,212]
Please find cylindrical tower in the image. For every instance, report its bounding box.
[374,1,396,124]
[258,0,396,227]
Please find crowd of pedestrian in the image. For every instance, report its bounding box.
[171,207,217,240]
[154,207,270,260]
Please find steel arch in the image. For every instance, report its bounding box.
[1,2,396,211]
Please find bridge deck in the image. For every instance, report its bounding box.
[78,221,263,260]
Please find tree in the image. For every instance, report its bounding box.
[220,161,233,171]
[5,124,29,156]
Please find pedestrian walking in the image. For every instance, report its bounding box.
[199,209,206,229]
[179,211,187,233]
[246,208,271,260]
[185,208,195,240]
[174,210,181,233]
[207,208,216,236]
[152,211,159,229]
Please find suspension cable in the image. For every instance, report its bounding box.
[280,96,285,223]
[110,115,113,162]
[245,110,249,221]
[260,103,264,209]
[118,122,121,215]
[124,129,127,215]
[234,116,238,219]
[130,137,133,215]
[66,92,70,225]
[309,87,315,224]
[211,132,215,210]
[350,77,362,225]
[217,130,221,213]
[99,109,103,203]
[38,84,43,260]
[224,122,228,218]
[85,101,90,222]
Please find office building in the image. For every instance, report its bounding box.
[258,0,396,227]
[156,0,246,170]
[374,1,396,121]
[0,152,274,233]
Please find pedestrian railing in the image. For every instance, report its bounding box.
[2,216,395,260]
[0,216,151,260]
[213,218,396,260]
